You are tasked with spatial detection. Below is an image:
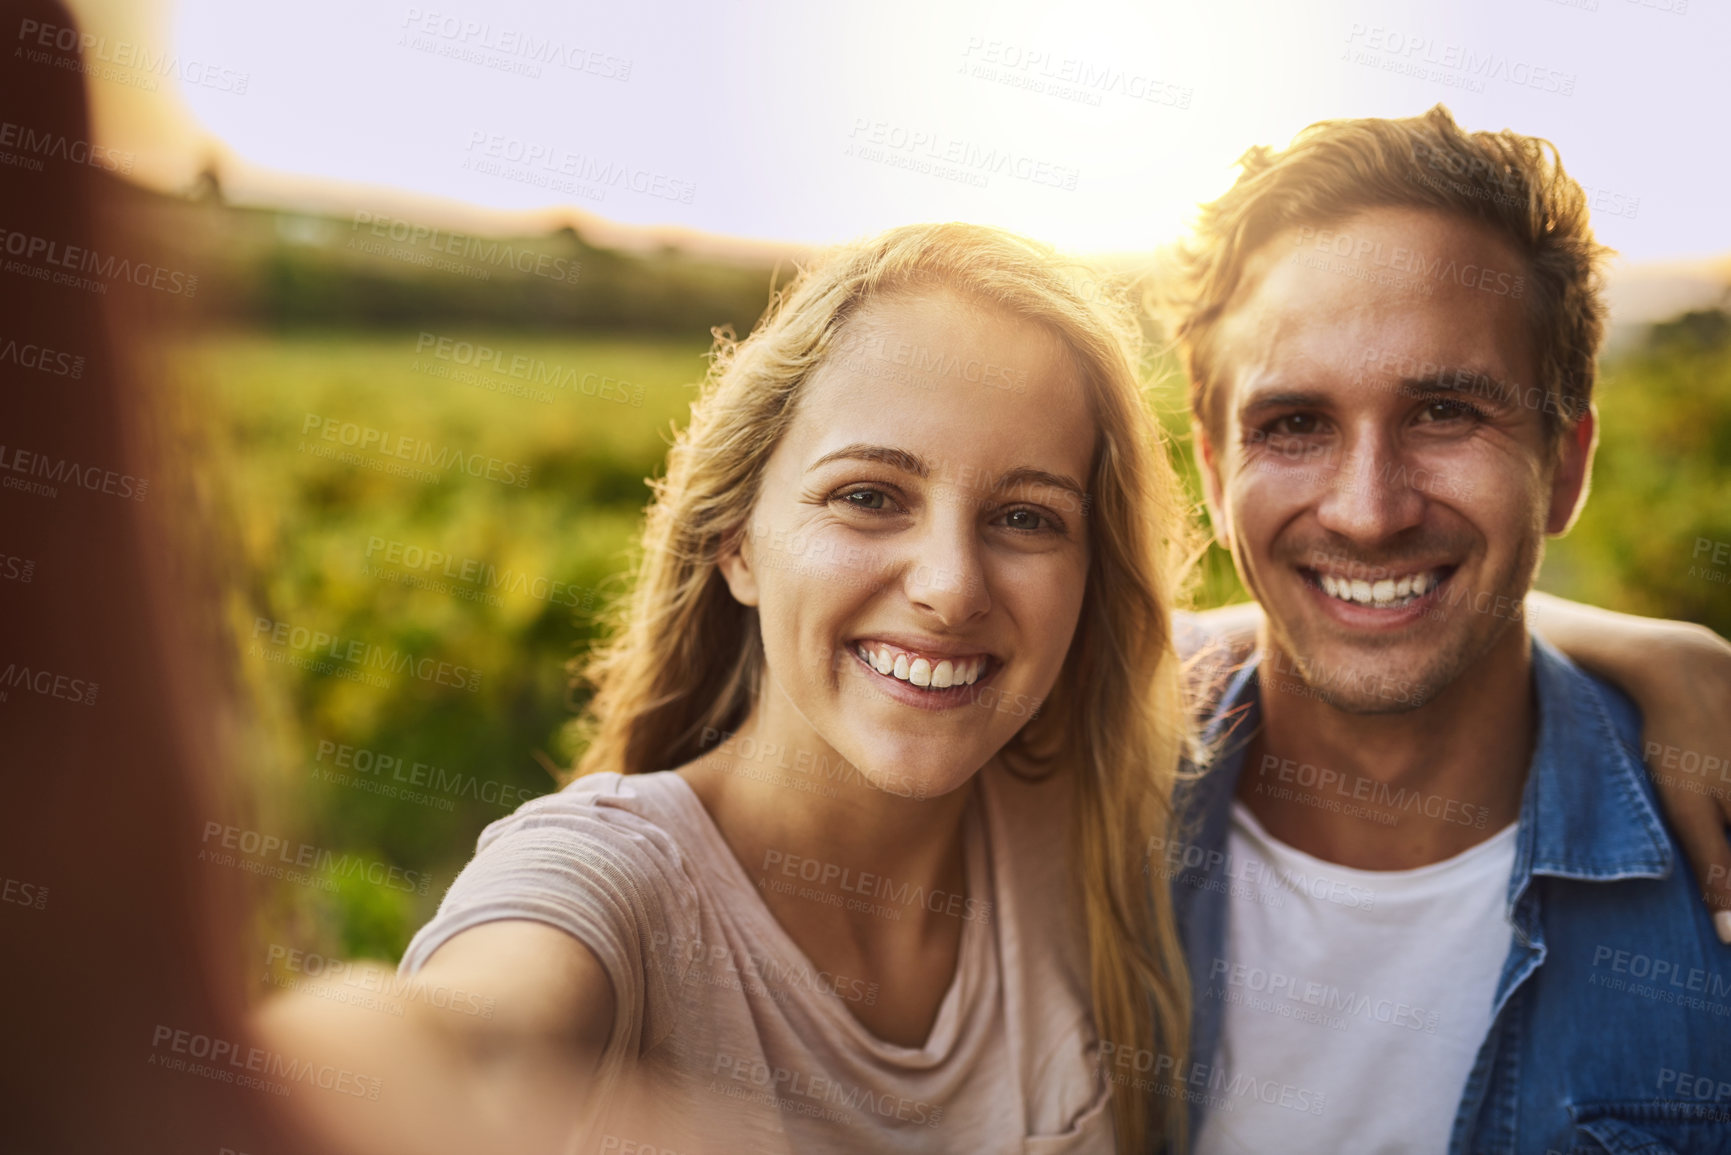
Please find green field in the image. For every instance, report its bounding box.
[185,330,715,963]
[187,313,1730,973]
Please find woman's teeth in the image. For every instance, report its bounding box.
[855,644,984,689]
[1318,569,1441,609]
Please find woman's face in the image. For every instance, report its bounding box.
[718,288,1097,800]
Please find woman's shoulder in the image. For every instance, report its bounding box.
[400,771,712,1063]
[471,770,711,920]
[402,770,708,974]
[529,767,695,811]
[478,769,701,852]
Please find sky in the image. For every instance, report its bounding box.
[58,0,1731,263]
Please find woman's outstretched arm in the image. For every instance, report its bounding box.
[251,920,617,1155]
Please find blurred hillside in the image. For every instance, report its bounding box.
[117,171,784,335]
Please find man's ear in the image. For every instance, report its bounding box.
[1194,424,1232,550]
[716,525,761,607]
[1545,403,1598,536]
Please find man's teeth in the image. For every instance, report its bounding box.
[856,644,984,689]
[1317,570,1441,608]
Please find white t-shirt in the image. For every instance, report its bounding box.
[1194,801,1518,1155]
[399,764,1114,1154]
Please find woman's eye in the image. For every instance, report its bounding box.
[1000,508,1054,533]
[837,487,892,511]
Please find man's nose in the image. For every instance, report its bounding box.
[1313,432,1428,544]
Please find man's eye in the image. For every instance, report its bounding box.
[1418,399,1486,423]
[1268,413,1321,436]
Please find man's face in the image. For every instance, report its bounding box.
[1197,206,1596,712]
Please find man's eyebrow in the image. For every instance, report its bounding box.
[1396,369,1517,405]
[806,443,929,477]
[1238,388,1331,418]
[1239,371,1522,416]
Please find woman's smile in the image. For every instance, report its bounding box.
[845,636,1002,711]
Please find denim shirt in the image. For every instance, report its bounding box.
[1166,637,1731,1154]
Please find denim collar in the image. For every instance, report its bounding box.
[1193,633,1673,897]
[1512,633,1672,888]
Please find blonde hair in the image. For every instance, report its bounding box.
[1156,104,1613,448]
[571,222,1195,1152]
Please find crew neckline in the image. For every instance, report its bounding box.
[654,771,991,1063]
[1230,797,1519,885]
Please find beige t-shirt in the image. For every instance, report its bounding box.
[399,762,1113,1154]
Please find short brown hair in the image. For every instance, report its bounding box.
[1156,104,1613,444]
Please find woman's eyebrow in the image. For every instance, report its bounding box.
[993,467,1087,505]
[807,445,1085,504]
[806,443,929,477]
